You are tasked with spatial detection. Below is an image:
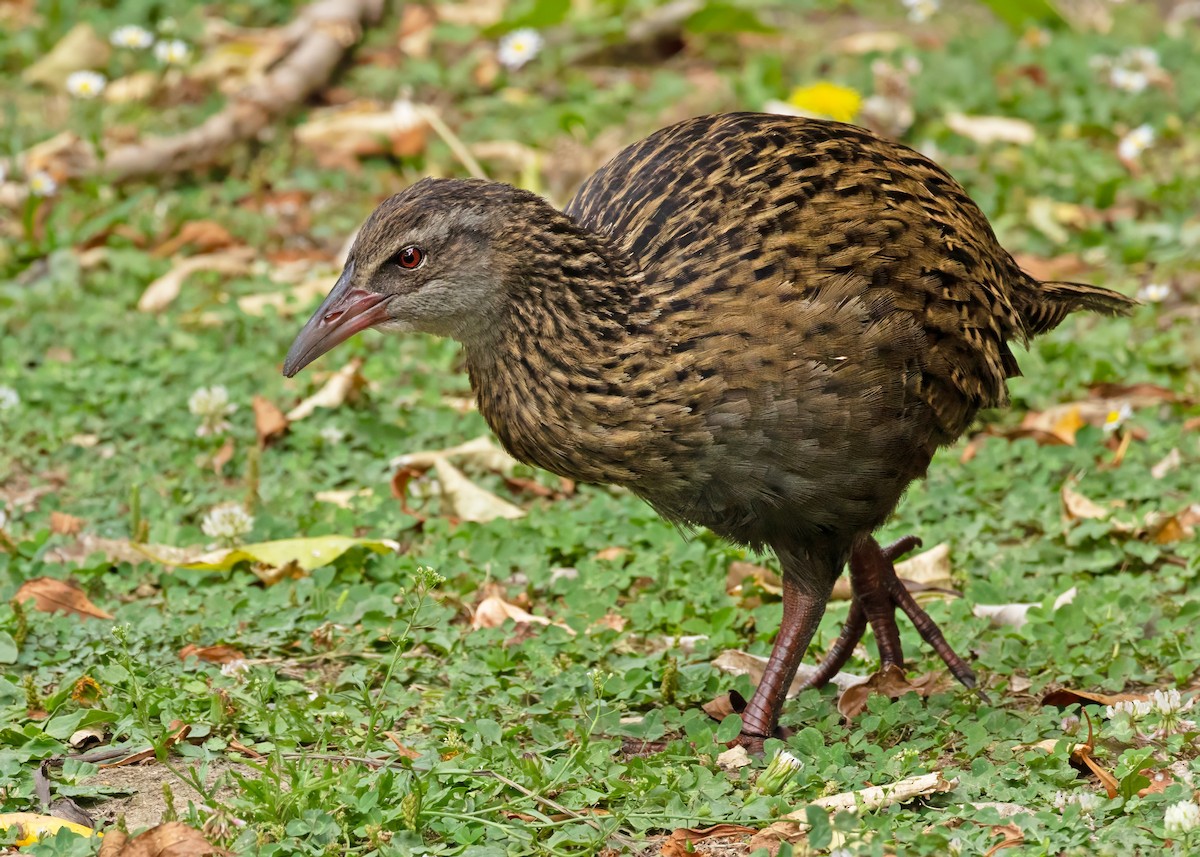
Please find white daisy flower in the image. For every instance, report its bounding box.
[1165,800,1200,836]
[0,386,18,410]
[1137,283,1170,302]
[200,502,254,545]
[497,28,543,70]
[188,385,237,437]
[27,171,57,197]
[1118,124,1155,162]
[154,39,191,65]
[901,0,940,23]
[110,25,154,49]
[66,70,107,99]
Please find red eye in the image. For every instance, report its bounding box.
[395,246,424,269]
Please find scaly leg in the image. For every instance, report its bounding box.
[800,535,977,691]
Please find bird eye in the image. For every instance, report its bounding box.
[394,245,424,269]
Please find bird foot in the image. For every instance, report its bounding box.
[703,690,792,754]
[800,535,979,693]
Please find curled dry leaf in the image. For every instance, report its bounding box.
[716,744,753,771]
[21,23,109,86]
[178,644,246,665]
[837,663,951,718]
[472,593,573,635]
[137,247,256,313]
[1151,448,1182,479]
[14,577,113,620]
[660,824,756,857]
[286,358,365,421]
[712,648,867,695]
[49,511,84,536]
[314,488,373,508]
[1061,483,1110,521]
[946,113,1036,145]
[135,535,398,575]
[432,457,525,523]
[152,221,239,258]
[594,546,628,561]
[252,395,289,448]
[390,435,519,475]
[749,772,954,852]
[1041,687,1148,708]
[294,99,428,169]
[97,821,223,857]
[238,278,329,317]
[973,587,1077,629]
[726,560,783,601]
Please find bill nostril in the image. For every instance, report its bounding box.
[323,310,344,324]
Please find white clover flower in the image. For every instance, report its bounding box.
[1153,689,1194,715]
[28,170,57,197]
[901,0,940,23]
[66,70,107,99]
[110,25,154,49]
[1137,283,1170,302]
[319,426,346,445]
[0,386,19,411]
[1125,47,1161,69]
[497,28,543,70]
[220,658,249,678]
[1105,697,1151,718]
[1110,67,1149,93]
[1060,714,1081,733]
[188,385,236,437]
[1165,800,1200,836]
[200,502,254,545]
[154,39,191,65]
[1117,124,1155,162]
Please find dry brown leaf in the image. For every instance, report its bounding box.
[238,278,331,317]
[49,511,84,536]
[314,488,373,508]
[750,772,954,852]
[137,247,255,313]
[660,824,756,857]
[726,560,783,601]
[973,587,1076,629]
[1015,404,1086,445]
[178,644,245,665]
[22,23,110,86]
[1138,768,1176,797]
[834,30,907,54]
[1061,483,1110,521]
[383,732,422,760]
[1151,448,1182,479]
[390,435,518,475]
[252,395,289,448]
[433,457,525,523]
[286,358,365,421]
[946,113,1036,145]
[152,221,238,258]
[711,649,867,695]
[472,593,573,635]
[837,664,950,718]
[985,823,1025,855]
[14,577,113,620]
[1042,688,1147,708]
[398,4,436,57]
[103,821,223,857]
[211,437,235,476]
[716,745,752,771]
[593,546,628,561]
[295,100,428,169]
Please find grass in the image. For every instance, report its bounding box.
[2,0,1199,854]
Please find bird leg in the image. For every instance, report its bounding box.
[736,575,829,741]
[800,535,977,691]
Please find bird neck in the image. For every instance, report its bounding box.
[463,219,661,484]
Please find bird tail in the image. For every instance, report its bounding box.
[1018,279,1138,336]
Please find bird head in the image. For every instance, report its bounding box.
[282,177,523,377]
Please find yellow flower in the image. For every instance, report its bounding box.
[787,81,863,123]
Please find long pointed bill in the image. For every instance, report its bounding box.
[282,269,389,377]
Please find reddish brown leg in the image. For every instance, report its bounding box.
[738,576,829,740]
[800,535,977,691]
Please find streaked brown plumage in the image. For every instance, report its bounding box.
[284,113,1135,742]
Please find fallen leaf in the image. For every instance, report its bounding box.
[1041,688,1147,708]
[946,112,1036,145]
[383,733,422,760]
[1151,448,1182,479]
[0,812,96,846]
[834,30,908,53]
[178,644,245,664]
[593,546,629,561]
[252,395,289,448]
[749,772,954,852]
[137,247,255,313]
[14,577,113,620]
[135,535,398,574]
[985,822,1025,855]
[152,221,238,258]
[716,745,752,771]
[433,457,525,523]
[1138,768,1176,797]
[21,23,110,87]
[472,592,573,635]
[973,587,1077,629]
[1013,404,1086,445]
[726,560,783,603]
[390,435,519,475]
[314,488,373,508]
[660,824,756,856]
[211,437,235,476]
[49,511,84,535]
[837,663,950,718]
[295,99,428,169]
[1061,484,1110,521]
[712,648,867,695]
[101,821,222,856]
[238,277,330,317]
[286,358,365,421]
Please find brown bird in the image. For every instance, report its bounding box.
[283,113,1134,743]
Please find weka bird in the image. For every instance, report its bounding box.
[283,113,1134,742]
